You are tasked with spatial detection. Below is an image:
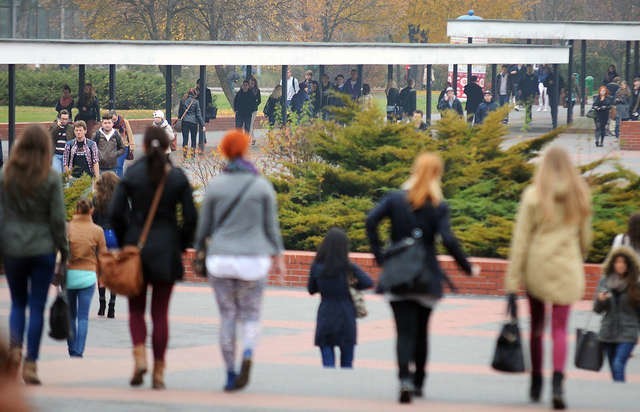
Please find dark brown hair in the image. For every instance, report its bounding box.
[627,213,640,251]
[93,171,120,214]
[3,125,52,197]
[143,126,170,186]
[76,198,93,215]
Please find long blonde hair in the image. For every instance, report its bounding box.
[533,147,591,224]
[406,152,443,209]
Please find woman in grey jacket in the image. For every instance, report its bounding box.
[593,246,640,382]
[178,88,205,155]
[1,125,69,385]
[195,129,286,392]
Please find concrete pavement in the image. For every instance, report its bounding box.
[0,278,638,412]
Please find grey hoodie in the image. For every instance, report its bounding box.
[593,246,640,343]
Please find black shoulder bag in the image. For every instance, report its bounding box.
[491,294,526,373]
[193,177,256,277]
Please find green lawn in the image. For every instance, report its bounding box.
[0,91,440,123]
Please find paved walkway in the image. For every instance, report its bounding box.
[0,278,638,411]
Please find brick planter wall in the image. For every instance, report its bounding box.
[620,120,640,150]
[0,115,265,140]
[181,249,603,300]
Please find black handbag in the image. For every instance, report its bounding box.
[491,295,526,373]
[380,229,431,294]
[574,313,603,371]
[49,287,72,341]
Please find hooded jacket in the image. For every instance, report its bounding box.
[505,184,592,304]
[593,246,640,343]
[93,128,125,170]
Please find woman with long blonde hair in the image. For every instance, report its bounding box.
[366,152,479,404]
[506,146,592,410]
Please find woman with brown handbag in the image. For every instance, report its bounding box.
[110,127,197,390]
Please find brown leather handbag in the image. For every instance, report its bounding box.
[99,168,168,297]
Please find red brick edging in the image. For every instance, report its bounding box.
[181,250,603,300]
[620,120,640,150]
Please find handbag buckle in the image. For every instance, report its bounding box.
[411,228,423,239]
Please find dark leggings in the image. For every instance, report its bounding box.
[390,300,432,387]
[235,113,252,133]
[128,281,174,361]
[181,121,199,149]
[595,117,608,143]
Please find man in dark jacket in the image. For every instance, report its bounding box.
[603,64,619,85]
[344,69,362,101]
[474,90,498,125]
[49,109,75,173]
[543,68,564,128]
[398,79,417,119]
[519,65,539,129]
[437,87,464,117]
[93,115,125,176]
[234,80,255,132]
[463,76,483,124]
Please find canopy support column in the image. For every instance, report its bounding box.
[8,64,16,154]
[580,40,586,116]
[281,65,288,126]
[426,64,432,125]
[108,64,116,110]
[566,40,574,124]
[165,65,172,122]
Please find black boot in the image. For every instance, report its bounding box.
[529,372,542,402]
[398,379,413,404]
[107,293,116,318]
[552,372,566,410]
[413,371,425,397]
[98,287,106,316]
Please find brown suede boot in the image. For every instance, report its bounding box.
[129,344,148,387]
[6,347,22,379]
[22,360,41,385]
[152,360,165,390]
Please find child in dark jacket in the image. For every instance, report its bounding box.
[593,246,640,382]
[308,228,373,368]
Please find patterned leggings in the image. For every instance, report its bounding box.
[209,277,266,371]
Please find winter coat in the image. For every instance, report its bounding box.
[463,82,483,114]
[505,185,592,304]
[75,95,100,122]
[366,190,473,298]
[308,262,373,347]
[344,79,361,100]
[593,247,640,343]
[495,72,512,96]
[519,72,538,102]
[110,157,197,283]
[234,89,257,116]
[386,88,400,107]
[614,91,631,120]
[178,96,205,127]
[263,97,280,125]
[474,101,498,125]
[437,97,464,116]
[93,128,125,170]
[398,87,417,115]
[592,96,612,124]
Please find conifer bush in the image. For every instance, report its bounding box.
[265,102,639,263]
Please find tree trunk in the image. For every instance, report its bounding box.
[215,65,236,107]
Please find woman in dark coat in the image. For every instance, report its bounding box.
[366,152,479,404]
[592,85,612,147]
[308,228,373,369]
[110,127,197,390]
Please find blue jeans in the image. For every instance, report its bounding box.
[103,228,119,249]
[181,122,199,149]
[320,345,354,368]
[51,154,64,174]
[603,342,635,382]
[67,284,96,357]
[4,254,56,361]
[115,146,129,178]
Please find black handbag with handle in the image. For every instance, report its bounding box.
[491,294,526,373]
[574,312,604,371]
[49,286,72,341]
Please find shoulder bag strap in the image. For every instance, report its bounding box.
[137,165,170,249]
[180,99,195,121]
[215,177,256,229]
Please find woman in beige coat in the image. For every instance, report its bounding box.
[505,147,592,410]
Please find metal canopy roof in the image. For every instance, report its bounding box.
[447,19,640,41]
[0,39,569,65]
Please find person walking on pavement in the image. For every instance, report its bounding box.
[64,121,100,179]
[519,65,539,130]
[195,129,286,392]
[151,110,175,153]
[593,247,640,383]
[592,86,613,147]
[66,198,106,357]
[263,85,282,127]
[505,146,592,410]
[92,171,120,318]
[93,114,125,176]
[366,152,480,404]
[110,127,197,390]
[75,82,100,137]
[308,228,373,369]
[234,80,256,133]
[55,84,74,117]
[1,125,69,385]
[398,79,417,119]
[537,64,550,112]
[474,90,498,125]
[178,88,206,156]
[463,75,483,124]
[49,109,74,174]
[110,110,135,172]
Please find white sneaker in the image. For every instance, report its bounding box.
[536,107,542,112]
[543,107,548,112]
